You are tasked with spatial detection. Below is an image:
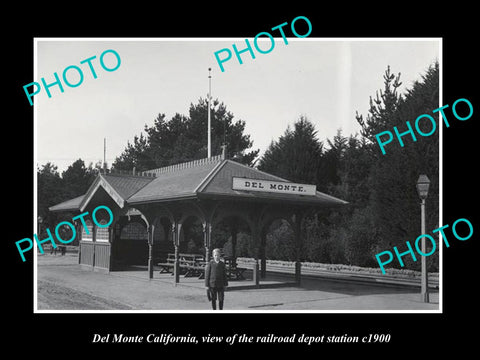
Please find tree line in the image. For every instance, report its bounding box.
[38,61,439,272]
[257,63,439,271]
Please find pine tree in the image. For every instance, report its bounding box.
[357,62,439,271]
[61,159,97,199]
[355,65,403,143]
[37,163,66,236]
[322,129,348,192]
[112,98,259,172]
[257,116,324,185]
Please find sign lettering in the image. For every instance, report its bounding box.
[232,177,316,196]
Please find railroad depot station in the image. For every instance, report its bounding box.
[49,153,347,286]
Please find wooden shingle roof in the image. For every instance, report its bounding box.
[49,155,347,212]
[49,195,85,212]
[127,156,223,204]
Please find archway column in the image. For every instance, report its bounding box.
[260,229,267,279]
[173,222,180,286]
[252,214,262,287]
[147,224,155,279]
[132,205,156,280]
[256,204,297,284]
[135,203,177,281]
[230,219,238,269]
[203,221,212,263]
[172,201,209,286]
[291,210,305,285]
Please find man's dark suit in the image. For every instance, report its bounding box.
[205,260,228,310]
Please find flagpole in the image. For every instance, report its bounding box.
[208,67,212,158]
[103,137,106,173]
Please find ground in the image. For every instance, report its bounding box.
[36,253,440,311]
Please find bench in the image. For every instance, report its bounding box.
[179,254,205,277]
[158,254,247,280]
[224,257,247,280]
[202,257,248,281]
[157,253,176,274]
[157,253,205,277]
[44,244,66,256]
[227,265,247,280]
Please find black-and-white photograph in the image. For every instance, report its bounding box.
[7,5,480,354]
[33,38,441,312]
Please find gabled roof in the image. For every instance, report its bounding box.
[49,155,347,212]
[196,160,346,206]
[49,194,85,212]
[49,172,155,212]
[127,157,223,204]
[79,172,155,210]
[101,173,156,200]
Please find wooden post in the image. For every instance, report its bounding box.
[172,223,180,286]
[295,261,302,284]
[260,230,266,279]
[203,222,211,263]
[147,224,154,279]
[230,219,237,268]
[252,220,261,287]
[92,223,96,270]
[253,258,260,287]
[76,221,81,265]
[293,211,304,285]
[108,221,114,271]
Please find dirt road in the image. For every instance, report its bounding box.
[36,253,439,311]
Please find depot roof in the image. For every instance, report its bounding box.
[49,155,347,212]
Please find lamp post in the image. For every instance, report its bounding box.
[416,174,430,303]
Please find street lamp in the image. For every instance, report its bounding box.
[416,174,430,303]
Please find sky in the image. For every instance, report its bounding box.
[35,38,440,173]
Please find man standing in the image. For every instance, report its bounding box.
[205,248,228,310]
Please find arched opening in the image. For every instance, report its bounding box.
[116,218,148,267]
[212,217,252,257]
[178,215,205,257]
[258,209,305,283]
[211,213,255,281]
[152,217,174,263]
[264,218,296,262]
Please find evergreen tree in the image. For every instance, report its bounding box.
[37,163,65,235]
[112,98,259,171]
[258,116,331,262]
[61,159,97,199]
[257,116,324,186]
[331,134,372,206]
[356,65,403,143]
[322,129,348,192]
[113,133,153,171]
[355,62,439,271]
[37,158,103,238]
[259,62,439,270]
